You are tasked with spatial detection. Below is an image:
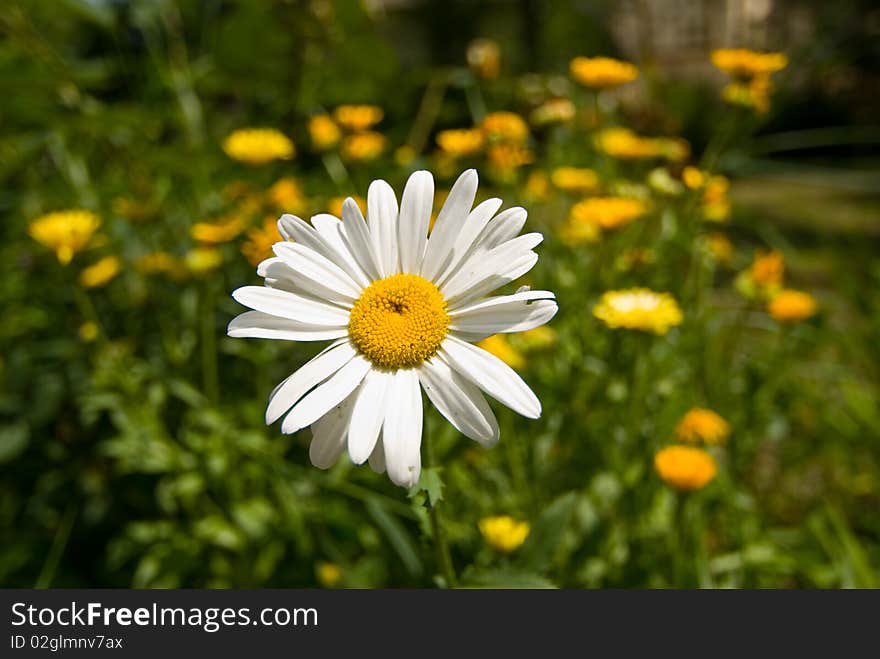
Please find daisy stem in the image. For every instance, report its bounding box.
[425,430,457,588]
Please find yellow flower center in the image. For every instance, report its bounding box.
[348,274,449,370]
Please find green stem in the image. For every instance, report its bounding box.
[424,429,457,588]
[36,504,77,588]
[201,281,219,403]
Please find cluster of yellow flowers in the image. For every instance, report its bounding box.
[305,105,387,162]
[435,111,535,181]
[682,166,731,222]
[711,48,788,114]
[735,250,818,323]
[654,408,730,491]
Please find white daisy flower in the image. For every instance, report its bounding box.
[228,169,557,487]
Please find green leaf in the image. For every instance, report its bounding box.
[412,467,445,506]
[0,422,29,463]
[365,498,423,578]
[520,491,578,570]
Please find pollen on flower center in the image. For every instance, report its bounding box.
[348,273,449,370]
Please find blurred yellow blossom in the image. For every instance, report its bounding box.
[683,166,707,189]
[79,255,121,288]
[559,219,601,246]
[703,233,734,264]
[327,195,366,218]
[530,98,576,126]
[768,290,818,323]
[675,408,731,445]
[569,56,638,88]
[477,334,525,369]
[702,175,731,222]
[654,446,717,491]
[478,516,530,553]
[79,321,99,343]
[266,177,307,214]
[711,49,788,79]
[308,114,341,151]
[241,217,283,267]
[722,75,773,114]
[570,197,647,231]
[222,128,294,165]
[333,105,383,132]
[466,38,501,79]
[551,167,599,194]
[436,128,485,158]
[185,247,223,275]
[342,131,387,161]
[523,170,550,202]
[191,216,246,244]
[487,143,534,173]
[593,289,683,334]
[28,209,100,264]
[595,127,662,159]
[751,250,785,289]
[316,562,342,588]
[481,111,529,144]
[136,252,184,279]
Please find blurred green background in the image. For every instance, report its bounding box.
[1,0,879,588]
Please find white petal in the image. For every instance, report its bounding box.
[342,198,382,280]
[347,369,393,464]
[419,356,499,447]
[449,292,558,339]
[398,170,434,274]
[281,355,372,434]
[420,169,478,282]
[227,310,348,342]
[434,197,503,288]
[474,207,528,252]
[309,392,357,470]
[383,369,423,488]
[310,214,372,288]
[265,340,356,424]
[440,336,541,419]
[367,179,400,277]
[440,230,543,305]
[273,242,361,303]
[280,213,371,289]
[232,286,351,326]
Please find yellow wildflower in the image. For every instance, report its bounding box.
[703,233,734,264]
[316,562,342,588]
[266,177,307,214]
[481,111,529,144]
[185,247,223,275]
[654,446,717,491]
[530,98,576,126]
[190,216,246,244]
[333,105,383,132]
[241,217,283,267]
[570,197,647,231]
[551,167,599,194]
[222,128,294,165]
[341,131,387,161]
[593,288,683,334]
[559,220,601,246]
[702,175,731,222]
[722,75,773,114]
[523,170,550,202]
[711,49,788,79]
[751,250,785,289]
[487,143,534,171]
[478,516,530,553]
[308,114,341,151]
[327,195,366,218]
[477,335,525,370]
[768,290,818,323]
[79,321,99,343]
[675,408,731,445]
[436,128,485,158]
[683,166,707,190]
[595,127,662,159]
[466,38,501,79]
[79,255,121,288]
[28,209,100,264]
[569,56,638,88]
